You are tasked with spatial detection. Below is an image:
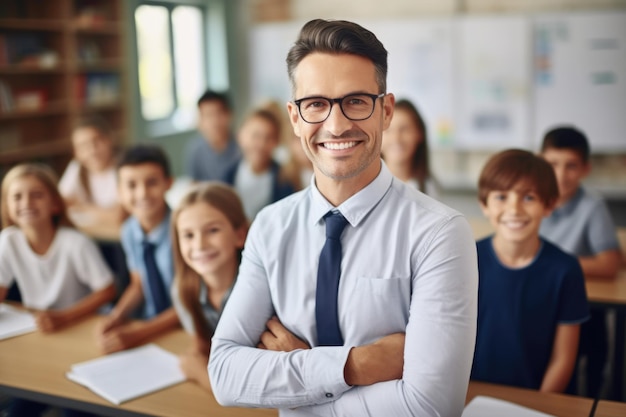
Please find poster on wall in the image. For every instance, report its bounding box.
[532,12,626,151]
[456,15,532,150]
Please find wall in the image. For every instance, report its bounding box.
[235,0,626,211]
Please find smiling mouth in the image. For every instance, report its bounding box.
[321,141,358,150]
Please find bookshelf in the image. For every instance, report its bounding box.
[0,0,127,177]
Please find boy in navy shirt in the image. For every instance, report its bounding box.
[471,149,589,392]
[95,145,179,353]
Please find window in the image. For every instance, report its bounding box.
[135,3,206,131]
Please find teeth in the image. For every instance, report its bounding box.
[323,141,356,150]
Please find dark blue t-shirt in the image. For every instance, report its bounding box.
[471,237,590,389]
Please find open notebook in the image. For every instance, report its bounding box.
[463,396,555,417]
[67,344,186,405]
[0,303,36,340]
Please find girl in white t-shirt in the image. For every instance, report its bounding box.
[170,182,248,391]
[59,115,125,230]
[382,99,440,199]
[0,163,116,332]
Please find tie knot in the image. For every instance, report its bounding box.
[324,212,349,240]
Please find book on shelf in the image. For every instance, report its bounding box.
[0,79,14,112]
[75,73,120,105]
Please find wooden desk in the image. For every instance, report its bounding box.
[586,268,626,401]
[0,315,277,417]
[595,399,626,417]
[467,381,593,417]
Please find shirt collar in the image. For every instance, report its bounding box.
[130,207,171,244]
[309,160,393,227]
[553,187,584,217]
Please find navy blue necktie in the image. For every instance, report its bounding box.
[142,241,169,314]
[316,211,349,346]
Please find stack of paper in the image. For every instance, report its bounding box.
[67,344,186,405]
[463,396,555,417]
[0,303,36,340]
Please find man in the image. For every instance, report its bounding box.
[209,19,478,416]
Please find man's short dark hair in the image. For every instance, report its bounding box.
[286,19,388,96]
[541,126,590,163]
[197,89,231,111]
[117,144,171,178]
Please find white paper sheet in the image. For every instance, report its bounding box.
[463,396,555,417]
[0,303,37,340]
[66,343,186,405]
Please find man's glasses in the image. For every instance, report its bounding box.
[293,93,385,124]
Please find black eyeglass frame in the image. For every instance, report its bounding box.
[293,92,386,124]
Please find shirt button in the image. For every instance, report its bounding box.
[325,393,333,398]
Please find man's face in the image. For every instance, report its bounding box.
[286,53,394,187]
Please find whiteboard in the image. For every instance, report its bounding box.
[365,19,456,149]
[248,12,626,152]
[248,21,303,107]
[532,11,626,151]
[456,15,532,150]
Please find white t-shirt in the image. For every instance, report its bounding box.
[0,226,113,310]
[234,161,273,220]
[59,160,118,208]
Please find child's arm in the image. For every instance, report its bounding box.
[36,283,116,333]
[97,271,144,335]
[539,323,580,393]
[179,336,212,391]
[99,306,180,354]
[578,249,622,279]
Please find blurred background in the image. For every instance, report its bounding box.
[0,0,625,223]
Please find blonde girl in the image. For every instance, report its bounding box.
[171,182,248,390]
[59,115,125,230]
[0,163,116,332]
[382,99,439,198]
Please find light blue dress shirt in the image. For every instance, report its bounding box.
[209,162,478,417]
[120,210,174,319]
[540,187,620,257]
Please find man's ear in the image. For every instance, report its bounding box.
[286,101,301,138]
[381,93,395,130]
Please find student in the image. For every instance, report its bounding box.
[184,90,241,182]
[539,126,622,397]
[381,98,439,198]
[95,145,179,354]
[59,115,125,229]
[170,182,248,391]
[471,149,590,392]
[209,19,477,416]
[0,163,116,417]
[223,108,295,220]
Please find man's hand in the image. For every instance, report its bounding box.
[179,349,210,385]
[258,317,310,352]
[344,332,405,386]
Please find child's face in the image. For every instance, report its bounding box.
[381,108,422,165]
[6,175,58,230]
[72,127,113,172]
[480,181,552,245]
[198,101,232,144]
[176,201,245,279]
[541,148,589,204]
[237,116,279,172]
[118,163,171,224]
